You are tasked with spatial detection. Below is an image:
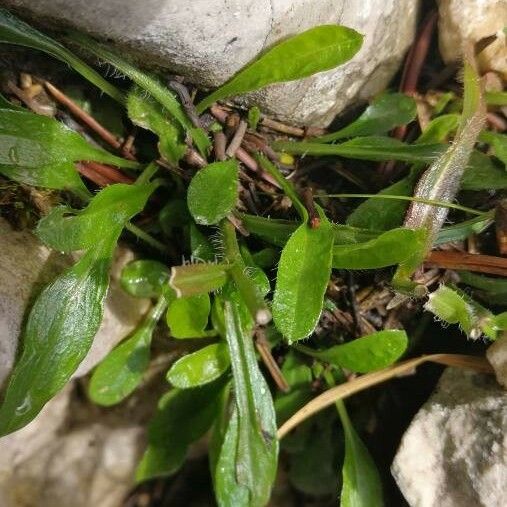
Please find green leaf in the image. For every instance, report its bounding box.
[159,199,191,234]
[273,211,334,342]
[213,301,278,507]
[196,25,363,112]
[337,401,383,507]
[416,114,459,144]
[36,183,157,252]
[0,182,155,435]
[127,85,187,164]
[333,228,426,269]
[0,109,138,194]
[169,263,229,297]
[435,213,494,246]
[187,160,239,225]
[297,330,408,373]
[486,91,507,106]
[190,223,216,262]
[167,342,230,388]
[88,296,167,406]
[317,93,416,142]
[68,32,210,156]
[0,9,123,103]
[166,293,211,338]
[136,380,225,482]
[273,136,444,163]
[120,260,170,299]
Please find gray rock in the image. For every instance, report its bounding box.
[0,217,150,389]
[392,367,507,507]
[437,0,507,80]
[487,334,507,389]
[1,0,419,126]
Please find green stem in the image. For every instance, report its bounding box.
[220,219,271,325]
[125,223,167,253]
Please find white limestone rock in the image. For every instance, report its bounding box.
[437,0,507,80]
[392,367,507,507]
[487,334,507,389]
[0,217,149,389]
[1,0,419,126]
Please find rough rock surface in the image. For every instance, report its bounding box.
[0,217,149,388]
[1,0,419,126]
[392,367,507,507]
[437,0,507,80]
[0,377,165,507]
[487,334,507,389]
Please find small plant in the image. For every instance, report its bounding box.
[0,9,506,506]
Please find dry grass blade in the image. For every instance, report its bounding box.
[277,353,493,439]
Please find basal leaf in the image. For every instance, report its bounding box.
[461,152,507,190]
[196,25,363,112]
[167,342,230,389]
[273,211,334,343]
[187,160,239,225]
[136,380,225,482]
[213,302,278,507]
[127,85,187,164]
[480,131,507,168]
[332,228,427,269]
[0,9,123,102]
[120,259,170,299]
[298,330,408,373]
[317,93,416,142]
[458,271,507,305]
[0,182,155,435]
[166,293,211,339]
[337,401,383,507]
[272,136,444,163]
[36,183,157,252]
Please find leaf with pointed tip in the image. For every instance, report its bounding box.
[196,25,363,112]
[169,263,229,297]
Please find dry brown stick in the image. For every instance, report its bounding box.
[213,131,227,161]
[278,353,493,439]
[260,117,305,137]
[84,161,135,184]
[6,81,54,116]
[45,81,137,161]
[425,250,507,276]
[76,162,111,186]
[255,329,290,393]
[226,120,248,157]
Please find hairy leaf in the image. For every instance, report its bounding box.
[196,25,363,112]
[169,263,229,297]
[187,160,239,225]
[273,212,334,342]
[127,86,186,164]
